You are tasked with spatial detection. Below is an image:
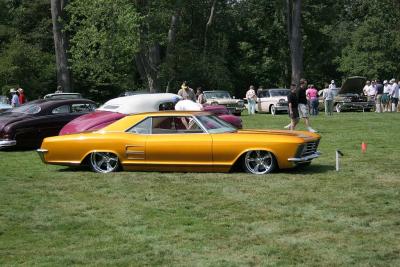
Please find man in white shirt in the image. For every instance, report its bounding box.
[10,89,19,107]
[389,79,399,112]
[363,81,371,97]
[367,80,377,101]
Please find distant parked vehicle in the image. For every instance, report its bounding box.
[0,96,12,113]
[318,76,374,112]
[43,92,82,99]
[256,88,290,115]
[60,93,242,135]
[203,90,245,116]
[0,98,96,149]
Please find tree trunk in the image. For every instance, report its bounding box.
[135,44,161,93]
[51,0,72,92]
[165,8,182,92]
[286,0,303,86]
[203,0,217,57]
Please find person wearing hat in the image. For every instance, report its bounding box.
[177,81,196,102]
[382,80,390,111]
[329,80,336,90]
[10,88,20,107]
[17,87,26,104]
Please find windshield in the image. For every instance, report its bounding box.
[196,115,236,133]
[270,89,290,97]
[10,104,41,114]
[204,91,231,99]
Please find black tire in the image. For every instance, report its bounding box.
[242,150,276,174]
[89,152,120,173]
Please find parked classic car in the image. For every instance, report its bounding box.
[43,92,83,99]
[318,76,374,112]
[256,88,290,115]
[60,93,242,135]
[0,98,96,149]
[0,96,12,113]
[203,90,245,116]
[38,111,320,174]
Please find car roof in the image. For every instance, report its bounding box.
[97,93,181,114]
[203,90,229,93]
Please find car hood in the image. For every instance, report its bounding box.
[339,76,366,94]
[238,129,319,141]
[59,110,126,135]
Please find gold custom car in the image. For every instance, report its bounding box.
[37,111,321,174]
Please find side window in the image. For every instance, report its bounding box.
[158,102,176,111]
[71,103,96,113]
[127,118,151,134]
[52,105,70,114]
[151,116,204,134]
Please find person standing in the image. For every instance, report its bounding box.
[323,85,334,115]
[10,89,20,107]
[17,88,26,104]
[306,84,319,115]
[382,80,391,112]
[177,81,196,101]
[245,85,257,115]
[368,80,377,101]
[363,80,371,97]
[196,87,206,104]
[297,79,317,132]
[389,78,399,112]
[374,80,384,113]
[329,80,336,90]
[287,83,300,130]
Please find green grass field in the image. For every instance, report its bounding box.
[1,112,399,266]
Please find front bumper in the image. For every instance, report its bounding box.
[36,149,48,163]
[340,102,374,110]
[288,151,321,163]
[0,139,17,148]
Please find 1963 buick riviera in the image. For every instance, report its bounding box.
[38,111,320,174]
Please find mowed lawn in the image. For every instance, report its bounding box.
[0,112,399,266]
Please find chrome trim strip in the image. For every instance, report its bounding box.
[288,151,321,162]
[0,139,17,147]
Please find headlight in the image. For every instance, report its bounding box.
[237,100,244,107]
[343,98,351,102]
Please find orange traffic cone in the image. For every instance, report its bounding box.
[361,142,367,153]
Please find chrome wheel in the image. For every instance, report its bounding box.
[89,152,119,173]
[243,150,276,174]
[270,105,276,115]
[335,103,341,113]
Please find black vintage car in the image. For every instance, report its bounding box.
[319,76,375,112]
[0,98,96,149]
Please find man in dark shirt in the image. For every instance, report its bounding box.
[288,83,300,130]
[375,79,384,113]
[297,78,317,132]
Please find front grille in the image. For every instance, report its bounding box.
[301,140,319,157]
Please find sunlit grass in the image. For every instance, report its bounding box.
[1,112,399,266]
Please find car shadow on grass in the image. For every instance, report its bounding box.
[281,164,334,174]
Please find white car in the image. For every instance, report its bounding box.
[256,88,290,115]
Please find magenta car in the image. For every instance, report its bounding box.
[60,93,242,135]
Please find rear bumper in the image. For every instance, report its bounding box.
[288,151,321,163]
[0,139,17,148]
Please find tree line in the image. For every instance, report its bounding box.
[0,0,399,102]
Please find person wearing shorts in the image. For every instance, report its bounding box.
[297,79,317,132]
[287,84,299,130]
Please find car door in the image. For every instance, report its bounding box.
[145,115,212,171]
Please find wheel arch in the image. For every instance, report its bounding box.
[231,148,280,171]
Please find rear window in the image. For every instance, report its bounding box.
[11,104,41,114]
